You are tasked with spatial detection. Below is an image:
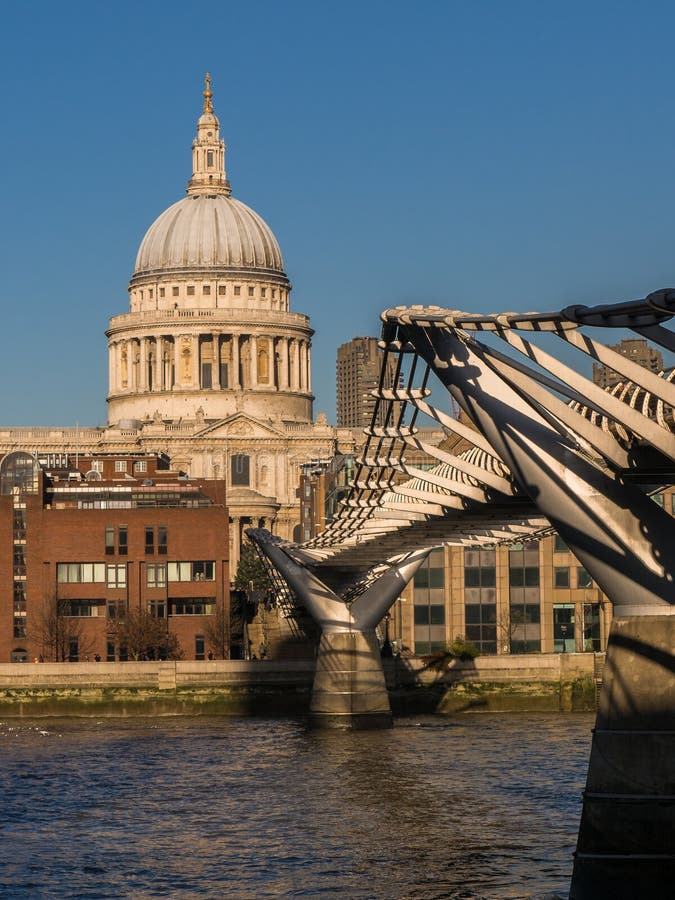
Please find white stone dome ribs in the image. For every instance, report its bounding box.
[134,195,285,277]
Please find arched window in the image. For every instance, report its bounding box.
[0,451,39,495]
[257,346,269,384]
[231,454,250,486]
[11,649,28,663]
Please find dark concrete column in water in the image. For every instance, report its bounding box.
[570,615,675,899]
[310,631,392,729]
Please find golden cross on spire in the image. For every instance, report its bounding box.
[203,72,213,113]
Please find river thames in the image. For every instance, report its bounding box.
[0,712,593,899]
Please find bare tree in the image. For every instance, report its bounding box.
[111,607,183,661]
[204,600,230,659]
[28,593,95,662]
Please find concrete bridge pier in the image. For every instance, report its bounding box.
[246,528,429,729]
[310,629,393,729]
[570,615,675,899]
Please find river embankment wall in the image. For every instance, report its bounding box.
[0,652,601,716]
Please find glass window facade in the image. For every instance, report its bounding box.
[413,548,446,654]
[0,452,39,495]
[509,541,541,653]
[463,549,497,653]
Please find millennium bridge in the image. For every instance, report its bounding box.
[248,288,675,899]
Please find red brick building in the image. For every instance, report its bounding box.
[1,451,230,663]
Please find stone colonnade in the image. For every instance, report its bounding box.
[108,333,311,395]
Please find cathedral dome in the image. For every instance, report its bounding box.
[134,195,285,276]
[132,72,286,280]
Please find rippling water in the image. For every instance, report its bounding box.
[0,713,593,899]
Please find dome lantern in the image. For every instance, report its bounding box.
[187,73,231,197]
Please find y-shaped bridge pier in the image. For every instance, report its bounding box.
[249,289,675,898]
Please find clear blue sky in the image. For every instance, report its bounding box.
[1,0,675,425]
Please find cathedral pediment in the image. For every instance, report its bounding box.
[193,413,287,440]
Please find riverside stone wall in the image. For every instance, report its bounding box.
[0,653,600,716]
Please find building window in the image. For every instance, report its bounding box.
[231,454,250,486]
[171,599,215,616]
[218,285,226,296]
[62,601,99,618]
[167,561,215,582]
[92,460,104,473]
[105,527,115,555]
[145,526,154,554]
[272,289,276,299]
[234,286,241,296]
[57,563,106,583]
[106,564,127,589]
[201,363,212,389]
[509,542,541,653]
[553,603,575,653]
[172,286,179,297]
[248,286,254,297]
[463,549,497,653]
[68,639,79,662]
[554,567,570,588]
[413,548,445,654]
[195,634,206,660]
[148,289,153,299]
[147,600,166,618]
[13,507,26,541]
[577,567,593,589]
[106,640,116,662]
[207,150,214,167]
[13,546,26,576]
[134,460,147,474]
[13,616,27,638]
[553,534,568,553]
[583,602,602,651]
[159,287,166,298]
[11,649,29,663]
[158,526,167,555]
[187,285,195,296]
[464,566,496,588]
[107,600,126,621]
[146,563,167,587]
[118,526,128,555]
[115,460,127,474]
[261,288,267,298]
[508,566,539,587]
[203,285,211,295]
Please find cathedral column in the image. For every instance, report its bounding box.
[173,338,182,388]
[155,337,164,391]
[132,339,140,391]
[192,335,201,388]
[307,342,312,393]
[119,341,128,390]
[139,338,149,392]
[108,343,115,394]
[250,335,258,388]
[279,338,289,390]
[232,335,240,388]
[291,339,300,391]
[299,341,307,391]
[212,333,221,389]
